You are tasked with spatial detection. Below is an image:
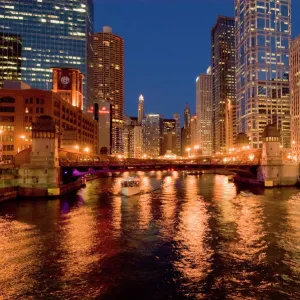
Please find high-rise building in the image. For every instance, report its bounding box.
[172,113,181,156]
[124,116,138,158]
[211,16,236,153]
[181,104,191,156]
[93,26,124,155]
[138,94,145,124]
[162,119,177,155]
[235,0,291,149]
[0,33,22,88]
[142,114,163,157]
[291,36,300,159]
[196,71,213,155]
[0,0,94,107]
[190,114,198,149]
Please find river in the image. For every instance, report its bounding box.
[1,171,300,299]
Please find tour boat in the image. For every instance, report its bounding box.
[121,177,141,196]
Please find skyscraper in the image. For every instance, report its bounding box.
[0,33,22,88]
[172,113,181,156]
[235,0,291,148]
[181,104,191,157]
[142,114,163,157]
[93,26,124,155]
[211,16,236,153]
[162,119,177,155]
[138,94,145,124]
[196,71,213,155]
[0,0,94,107]
[290,36,300,159]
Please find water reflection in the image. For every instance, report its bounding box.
[174,175,212,297]
[1,173,300,299]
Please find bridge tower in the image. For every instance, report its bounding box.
[19,115,61,196]
[258,124,298,187]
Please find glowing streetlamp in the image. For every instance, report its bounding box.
[84,147,90,153]
[74,145,79,150]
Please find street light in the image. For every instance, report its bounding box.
[84,147,90,153]
[74,145,79,150]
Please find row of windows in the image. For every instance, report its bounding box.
[25,97,44,105]
[2,145,14,151]
[0,97,15,103]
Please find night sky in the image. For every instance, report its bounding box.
[94,0,300,120]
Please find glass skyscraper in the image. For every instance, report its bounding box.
[235,0,291,148]
[0,0,94,109]
[211,16,236,153]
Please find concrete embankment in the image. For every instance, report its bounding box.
[0,186,18,203]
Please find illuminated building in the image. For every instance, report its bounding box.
[0,0,94,108]
[196,71,212,155]
[88,99,112,155]
[172,113,181,156]
[138,94,145,124]
[181,104,191,157]
[162,119,177,155]
[211,16,236,153]
[225,99,236,152]
[235,0,291,149]
[142,114,163,157]
[291,35,300,159]
[190,114,198,154]
[0,80,98,163]
[52,67,84,110]
[124,116,138,158]
[0,33,22,88]
[93,26,124,155]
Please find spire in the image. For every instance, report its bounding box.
[139,94,144,101]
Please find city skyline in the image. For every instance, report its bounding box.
[95,0,300,119]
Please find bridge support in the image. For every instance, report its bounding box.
[19,116,62,196]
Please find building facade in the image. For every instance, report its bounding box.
[0,83,98,163]
[172,113,181,156]
[196,73,213,155]
[0,33,22,88]
[142,114,163,157]
[181,104,191,157]
[138,94,145,124]
[0,0,94,108]
[124,116,138,158]
[93,26,124,155]
[190,114,198,151]
[211,16,236,153]
[162,118,177,155]
[291,35,300,159]
[235,0,291,149]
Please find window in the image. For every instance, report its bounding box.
[0,97,15,103]
[0,107,14,112]
[36,98,39,104]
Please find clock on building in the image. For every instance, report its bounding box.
[61,76,70,85]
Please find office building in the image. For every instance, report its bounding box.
[196,72,213,155]
[124,116,138,158]
[173,113,181,156]
[181,104,191,157]
[0,82,98,163]
[190,114,199,155]
[235,0,291,148]
[138,94,145,124]
[291,36,300,159]
[162,118,177,155]
[0,33,22,88]
[211,16,236,153]
[0,0,94,108]
[93,26,124,155]
[142,114,163,157]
